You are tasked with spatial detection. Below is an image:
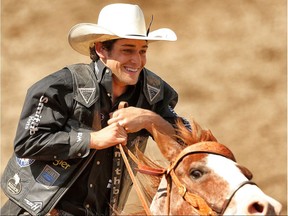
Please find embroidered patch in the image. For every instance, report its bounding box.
[23,199,43,212]
[16,157,35,167]
[147,84,160,102]
[52,160,71,170]
[79,88,95,104]
[36,165,60,186]
[76,132,83,143]
[25,116,34,130]
[30,95,48,135]
[7,173,22,195]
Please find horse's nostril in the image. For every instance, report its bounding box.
[247,201,279,215]
[249,202,264,213]
[253,202,264,213]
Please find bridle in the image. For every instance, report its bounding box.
[120,141,256,215]
[168,168,256,215]
[164,142,257,215]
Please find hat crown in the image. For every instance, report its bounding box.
[98,3,147,37]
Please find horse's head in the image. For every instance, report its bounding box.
[150,119,282,215]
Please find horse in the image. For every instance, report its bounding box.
[125,119,282,215]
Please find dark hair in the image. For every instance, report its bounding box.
[89,39,118,61]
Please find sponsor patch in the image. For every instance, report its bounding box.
[23,198,43,212]
[16,157,35,167]
[52,160,71,170]
[76,132,83,143]
[7,173,22,195]
[36,165,60,186]
[30,95,48,135]
[25,116,34,130]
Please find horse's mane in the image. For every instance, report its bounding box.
[123,119,217,215]
[175,118,218,145]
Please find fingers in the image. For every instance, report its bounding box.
[108,111,120,125]
[118,120,127,129]
[114,123,128,145]
[109,110,118,119]
[108,107,142,132]
[90,123,128,149]
[110,122,127,135]
[108,110,126,127]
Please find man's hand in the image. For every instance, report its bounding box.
[108,107,151,133]
[90,123,127,149]
[108,106,175,136]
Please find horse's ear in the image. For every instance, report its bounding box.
[151,124,184,162]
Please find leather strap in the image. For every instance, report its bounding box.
[110,101,129,215]
[119,145,152,215]
[114,101,152,215]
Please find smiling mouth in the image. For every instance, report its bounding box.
[124,66,139,73]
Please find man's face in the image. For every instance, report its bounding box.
[104,39,148,87]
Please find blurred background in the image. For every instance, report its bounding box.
[1,0,287,214]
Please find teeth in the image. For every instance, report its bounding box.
[125,67,138,72]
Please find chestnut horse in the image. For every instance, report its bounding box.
[128,120,282,215]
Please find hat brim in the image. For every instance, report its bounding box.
[68,23,177,56]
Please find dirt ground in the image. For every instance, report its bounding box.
[1,0,287,214]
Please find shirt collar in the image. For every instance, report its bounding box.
[93,60,145,103]
[94,60,113,98]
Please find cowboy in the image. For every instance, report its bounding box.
[1,3,190,216]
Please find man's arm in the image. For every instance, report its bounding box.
[107,106,176,136]
[14,70,91,161]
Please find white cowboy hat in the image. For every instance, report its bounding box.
[68,3,177,56]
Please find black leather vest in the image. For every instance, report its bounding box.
[1,64,101,215]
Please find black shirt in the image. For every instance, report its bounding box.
[59,62,145,215]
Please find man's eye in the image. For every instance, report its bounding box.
[140,50,147,55]
[122,49,133,54]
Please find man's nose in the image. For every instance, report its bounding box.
[130,53,142,65]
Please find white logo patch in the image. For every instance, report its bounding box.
[23,199,43,212]
[16,157,35,167]
[147,84,160,102]
[30,96,48,135]
[76,132,83,142]
[79,88,95,104]
[7,174,22,195]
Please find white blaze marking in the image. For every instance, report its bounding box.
[206,155,247,189]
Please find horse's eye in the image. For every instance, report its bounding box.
[190,169,203,179]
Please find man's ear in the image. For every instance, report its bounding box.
[95,42,107,58]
